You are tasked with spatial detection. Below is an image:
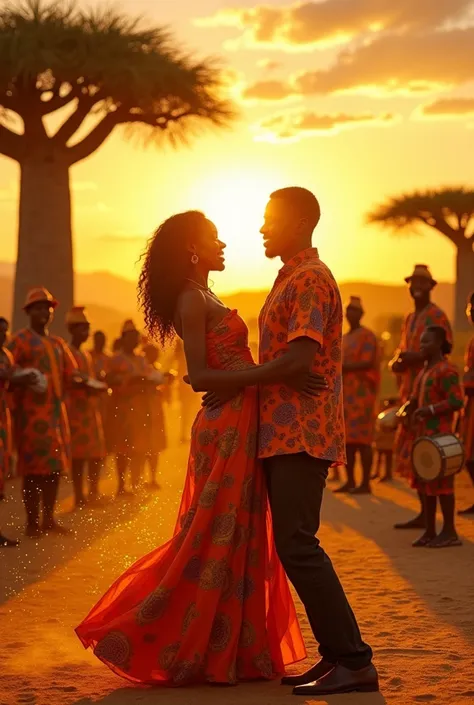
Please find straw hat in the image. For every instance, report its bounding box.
[23,286,58,311]
[404,264,437,286]
[346,296,364,312]
[121,319,139,335]
[65,306,89,326]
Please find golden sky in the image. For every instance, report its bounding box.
[1,0,473,295]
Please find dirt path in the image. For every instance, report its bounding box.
[1,436,474,705]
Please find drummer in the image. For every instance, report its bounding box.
[390,265,452,530]
[66,307,107,509]
[458,292,474,514]
[408,326,464,548]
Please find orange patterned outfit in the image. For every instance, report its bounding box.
[342,327,380,446]
[108,352,152,457]
[0,348,13,500]
[76,310,305,685]
[393,303,452,478]
[462,336,474,465]
[67,347,106,461]
[410,361,464,496]
[258,247,345,463]
[7,329,77,476]
[90,350,113,453]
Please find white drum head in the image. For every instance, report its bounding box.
[413,438,442,481]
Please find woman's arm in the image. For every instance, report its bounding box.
[178,290,326,394]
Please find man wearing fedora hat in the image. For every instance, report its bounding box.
[7,287,78,537]
[390,265,452,529]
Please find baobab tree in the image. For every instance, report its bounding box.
[368,187,474,332]
[0,0,232,333]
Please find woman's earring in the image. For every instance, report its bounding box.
[191,254,199,265]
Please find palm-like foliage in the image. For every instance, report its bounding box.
[368,187,474,331]
[0,0,233,163]
[367,188,474,245]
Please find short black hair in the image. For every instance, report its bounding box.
[426,325,452,356]
[270,186,321,230]
[0,317,8,326]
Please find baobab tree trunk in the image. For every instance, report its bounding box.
[13,157,74,337]
[454,241,474,333]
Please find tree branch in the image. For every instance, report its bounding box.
[40,89,79,115]
[67,112,119,165]
[0,124,23,162]
[53,96,98,146]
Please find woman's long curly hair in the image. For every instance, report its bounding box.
[138,210,210,346]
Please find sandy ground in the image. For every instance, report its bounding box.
[1,421,474,705]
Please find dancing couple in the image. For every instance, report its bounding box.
[76,187,378,696]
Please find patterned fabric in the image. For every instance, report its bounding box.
[76,309,305,685]
[462,336,474,464]
[0,348,13,499]
[89,350,111,381]
[66,347,106,460]
[258,248,345,463]
[407,361,464,496]
[108,351,151,456]
[342,327,380,445]
[393,303,452,478]
[7,329,77,476]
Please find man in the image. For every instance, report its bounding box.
[458,292,474,514]
[90,330,110,382]
[66,307,107,509]
[258,188,377,696]
[200,188,377,694]
[108,320,152,496]
[336,297,380,494]
[0,318,20,547]
[7,287,77,537]
[391,265,451,530]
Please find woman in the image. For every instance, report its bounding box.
[76,211,326,686]
[408,326,464,548]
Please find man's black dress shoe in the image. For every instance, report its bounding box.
[293,663,379,696]
[281,658,334,686]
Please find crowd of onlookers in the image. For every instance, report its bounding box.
[0,287,199,547]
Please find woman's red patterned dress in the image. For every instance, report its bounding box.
[76,310,305,685]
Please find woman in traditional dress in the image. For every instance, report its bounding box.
[76,211,327,686]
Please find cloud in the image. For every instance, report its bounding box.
[420,97,474,117]
[243,28,474,99]
[256,110,396,142]
[199,1,472,50]
[257,58,282,71]
[243,79,294,101]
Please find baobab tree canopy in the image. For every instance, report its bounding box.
[0,0,233,334]
[368,187,474,332]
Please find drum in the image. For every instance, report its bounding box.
[377,406,399,432]
[412,434,464,482]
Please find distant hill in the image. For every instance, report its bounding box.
[0,263,454,342]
